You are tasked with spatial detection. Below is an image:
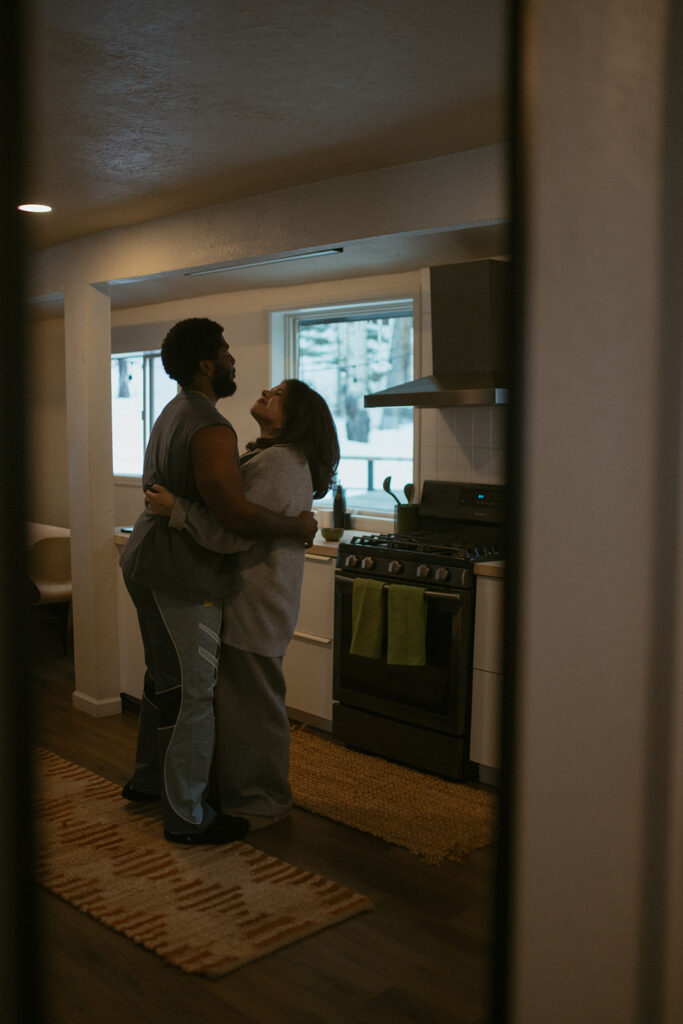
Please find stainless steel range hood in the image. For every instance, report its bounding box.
[364,259,510,409]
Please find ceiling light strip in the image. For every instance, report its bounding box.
[185,248,343,277]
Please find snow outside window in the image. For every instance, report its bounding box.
[278,302,414,513]
[111,352,177,476]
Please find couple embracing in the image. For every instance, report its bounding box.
[119,317,339,845]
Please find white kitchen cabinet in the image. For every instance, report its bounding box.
[283,550,336,730]
[470,573,504,779]
[116,531,338,723]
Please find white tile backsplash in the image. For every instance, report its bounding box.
[489,448,507,484]
[436,444,456,480]
[418,404,506,489]
[420,445,438,481]
[436,408,456,446]
[454,446,474,482]
[420,408,437,447]
[491,405,507,447]
[472,406,492,448]
[454,407,474,447]
[471,447,492,483]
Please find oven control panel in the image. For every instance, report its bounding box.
[420,480,506,526]
[337,548,472,589]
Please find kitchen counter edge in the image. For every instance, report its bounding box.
[474,560,505,578]
[117,530,506,572]
[114,527,359,559]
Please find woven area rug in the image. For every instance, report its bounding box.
[34,748,372,978]
[288,728,497,864]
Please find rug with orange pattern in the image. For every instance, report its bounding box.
[33,748,372,977]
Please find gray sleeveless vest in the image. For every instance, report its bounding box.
[119,390,239,601]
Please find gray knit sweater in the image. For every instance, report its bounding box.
[169,444,313,656]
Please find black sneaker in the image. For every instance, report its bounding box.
[164,813,249,846]
[122,781,160,802]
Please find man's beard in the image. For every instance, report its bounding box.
[214,372,237,399]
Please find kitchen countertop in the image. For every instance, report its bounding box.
[114,527,353,559]
[117,528,506,575]
[474,561,505,579]
[307,530,361,557]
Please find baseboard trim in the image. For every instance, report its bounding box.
[286,707,333,733]
[478,764,501,787]
[72,690,122,717]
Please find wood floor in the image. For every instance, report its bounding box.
[30,624,498,1024]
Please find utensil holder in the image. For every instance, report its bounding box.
[395,504,420,533]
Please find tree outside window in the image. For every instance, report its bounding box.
[111,352,177,476]
[293,305,414,511]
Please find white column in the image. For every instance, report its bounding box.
[63,280,121,716]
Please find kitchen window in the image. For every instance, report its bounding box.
[111,351,177,477]
[272,301,415,513]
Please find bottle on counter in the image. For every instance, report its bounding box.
[332,483,346,529]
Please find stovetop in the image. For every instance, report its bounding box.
[336,532,503,588]
[334,480,506,589]
[346,531,503,562]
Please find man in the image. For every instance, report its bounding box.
[119,317,316,845]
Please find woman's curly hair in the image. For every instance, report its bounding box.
[246,379,340,499]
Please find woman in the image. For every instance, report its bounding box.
[146,379,339,830]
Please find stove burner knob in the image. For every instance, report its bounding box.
[416,563,431,579]
[361,557,376,570]
[387,559,403,574]
[344,554,359,569]
[434,567,451,583]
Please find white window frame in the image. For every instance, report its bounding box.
[270,298,417,526]
[111,349,177,483]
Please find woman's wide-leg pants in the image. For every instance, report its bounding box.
[212,643,293,823]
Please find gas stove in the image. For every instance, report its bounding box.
[347,531,503,560]
[336,481,505,589]
[332,480,506,779]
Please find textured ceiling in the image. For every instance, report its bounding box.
[25,0,507,252]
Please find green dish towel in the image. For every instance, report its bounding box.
[349,578,384,659]
[387,584,426,666]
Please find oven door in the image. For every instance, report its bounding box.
[332,571,475,777]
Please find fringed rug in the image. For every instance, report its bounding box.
[288,728,497,864]
[33,748,372,978]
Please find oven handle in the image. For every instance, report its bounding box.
[292,630,332,646]
[334,574,462,603]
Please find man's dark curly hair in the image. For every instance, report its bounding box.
[246,379,340,499]
[161,318,225,386]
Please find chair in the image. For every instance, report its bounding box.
[26,523,72,653]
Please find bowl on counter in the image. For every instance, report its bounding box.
[320,527,344,541]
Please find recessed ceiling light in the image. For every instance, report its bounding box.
[18,204,52,213]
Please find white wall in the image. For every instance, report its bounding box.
[29,265,508,530]
[26,317,69,527]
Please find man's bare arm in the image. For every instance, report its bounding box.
[191,424,317,545]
